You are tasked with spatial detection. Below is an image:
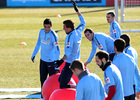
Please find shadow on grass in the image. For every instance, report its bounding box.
[54,7,113,33]
[59,7,114,17]
[30,92,41,95]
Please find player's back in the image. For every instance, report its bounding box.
[112,52,135,96]
[125,45,138,65]
[76,73,105,100]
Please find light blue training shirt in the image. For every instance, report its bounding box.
[76,71,106,100]
[104,64,124,100]
[110,20,121,40]
[125,46,140,92]
[31,29,60,62]
[65,15,85,63]
[87,33,115,63]
[112,52,140,96]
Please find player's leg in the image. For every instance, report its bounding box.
[58,62,73,88]
[47,61,56,76]
[40,59,48,99]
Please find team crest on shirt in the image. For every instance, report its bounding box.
[106,77,110,84]
[98,45,103,50]
[55,42,58,46]
[113,29,116,33]
[66,42,70,48]
[47,38,50,41]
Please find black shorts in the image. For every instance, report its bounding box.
[58,62,73,88]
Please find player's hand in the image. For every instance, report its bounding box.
[54,59,64,68]
[72,0,79,12]
[136,92,140,99]
[31,56,35,63]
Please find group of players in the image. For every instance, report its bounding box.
[31,1,140,100]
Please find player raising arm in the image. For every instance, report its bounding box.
[55,0,86,89]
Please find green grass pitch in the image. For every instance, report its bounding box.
[0,7,140,100]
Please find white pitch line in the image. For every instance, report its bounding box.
[0,88,41,92]
[0,94,41,99]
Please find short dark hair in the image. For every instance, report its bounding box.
[95,51,109,61]
[120,34,130,47]
[84,28,93,34]
[114,38,126,52]
[63,19,74,30]
[70,60,84,71]
[107,11,116,17]
[44,18,52,26]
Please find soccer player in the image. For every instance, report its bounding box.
[120,34,140,97]
[55,0,85,88]
[120,34,138,65]
[106,11,121,39]
[95,50,124,100]
[70,60,106,100]
[112,38,140,100]
[31,18,60,100]
[84,28,115,67]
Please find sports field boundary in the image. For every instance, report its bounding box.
[0,88,41,99]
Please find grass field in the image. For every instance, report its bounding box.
[0,7,140,100]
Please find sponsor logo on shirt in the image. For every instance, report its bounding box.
[98,45,103,50]
[66,42,70,48]
[55,42,58,46]
[41,39,50,45]
[47,38,50,41]
[106,77,110,84]
[113,29,116,33]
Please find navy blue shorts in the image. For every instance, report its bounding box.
[124,94,135,100]
[40,59,56,87]
[58,62,73,88]
[40,59,56,98]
